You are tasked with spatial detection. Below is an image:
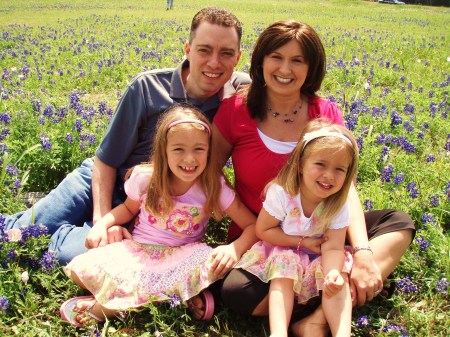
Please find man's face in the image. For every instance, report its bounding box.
[184,22,242,101]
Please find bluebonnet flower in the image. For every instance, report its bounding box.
[0,296,10,312]
[38,117,45,125]
[32,99,41,113]
[429,195,439,207]
[0,112,11,125]
[6,164,19,176]
[406,182,419,198]
[445,181,450,198]
[391,111,402,127]
[417,131,424,139]
[355,315,370,328]
[414,237,429,250]
[74,119,82,132]
[381,323,409,337]
[356,137,363,152]
[6,248,18,263]
[65,133,73,143]
[380,165,394,183]
[393,173,405,185]
[363,199,373,211]
[436,278,448,295]
[403,121,414,133]
[421,213,436,224]
[168,294,181,308]
[40,134,51,150]
[396,276,418,294]
[0,143,7,153]
[69,92,80,109]
[13,179,22,188]
[41,250,57,271]
[426,154,435,162]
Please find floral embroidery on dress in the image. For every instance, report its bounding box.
[148,214,157,224]
[166,210,194,235]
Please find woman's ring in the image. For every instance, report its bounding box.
[374,289,382,296]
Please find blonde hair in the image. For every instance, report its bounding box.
[130,103,226,219]
[273,118,359,235]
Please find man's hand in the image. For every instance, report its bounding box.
[323,269,345,297]
[209,244,239,278]
[350,250,383,306]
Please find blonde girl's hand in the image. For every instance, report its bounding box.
[323,269,345,297]
[85,222,109,248]
[209,244,239,278]
[301,236,328,254]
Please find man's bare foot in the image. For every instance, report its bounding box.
[290,307,329,337]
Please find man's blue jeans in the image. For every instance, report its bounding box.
[2,157,125,265]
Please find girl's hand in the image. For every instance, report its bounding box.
[323,269,344,297]
[301,236,327,254]
[85,223,109,248]
[209,244,239,278]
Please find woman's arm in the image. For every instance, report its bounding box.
[346,184,383,305]
[85,197,140,248]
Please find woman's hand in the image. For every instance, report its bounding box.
[209,244,239,278]
[350,250,383,306]
[323,269,345,297]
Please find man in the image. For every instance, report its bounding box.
[2,7,249,265]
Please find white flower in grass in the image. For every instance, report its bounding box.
[21,271,29,284]
[6,228,22,242]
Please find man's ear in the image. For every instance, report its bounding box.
[184,41,191,60]
[235,50,242,66]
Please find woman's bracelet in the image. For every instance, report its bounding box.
[352,246,373,255]
[296,237,304,253]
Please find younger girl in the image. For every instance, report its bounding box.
[60,104,256,327]
[235,119,359,337]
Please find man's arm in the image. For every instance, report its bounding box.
[92,156,117,224]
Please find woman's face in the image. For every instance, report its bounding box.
[262,40,309,99]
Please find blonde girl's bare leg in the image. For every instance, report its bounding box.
[322,273,352,337]
[269,278,294,337]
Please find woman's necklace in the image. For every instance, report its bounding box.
[268,100,303,123]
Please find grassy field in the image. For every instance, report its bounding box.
[0,0,449,336]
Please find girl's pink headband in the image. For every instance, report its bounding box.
[167,119,211,135]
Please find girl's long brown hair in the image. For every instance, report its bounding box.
[127,103,226,220]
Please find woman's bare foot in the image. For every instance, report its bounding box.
[291,306,329,337]
[187,294,205,319]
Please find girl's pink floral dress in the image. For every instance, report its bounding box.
[64,166,235,310]
[235,183,353,304]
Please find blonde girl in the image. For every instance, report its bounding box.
[60,104,256,327]
[235,118,359,337]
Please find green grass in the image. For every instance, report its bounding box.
[1,0,449,336]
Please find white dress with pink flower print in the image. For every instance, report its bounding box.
[64,166,235,310]
[234,183,353,304]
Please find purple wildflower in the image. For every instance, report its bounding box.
[355,315,370,328]
[0,296,10,312]
[426,154,436,162]
[406,182,419,198]
[396,276,418,294]
[414,237,429,250]
[436,278,449,295]
[363,199,373,211]
[421,213,436,224]
[393,173,405,185]
[6,164,19,176]
[40,134,52,150]
[168,294,181,308]
[65,133,73,143]
[41,250,57,271]
[381,165,394,183]
[381,323,409,337]
[391,111,402,127]
[429,195,439,207]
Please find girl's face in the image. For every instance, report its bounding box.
[262,39,309,99]
[299,146,352,204]
[166,127,209,193]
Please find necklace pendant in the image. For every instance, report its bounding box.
[272,112,280,118]
[284,118,294,123]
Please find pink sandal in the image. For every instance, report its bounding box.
[60,295,104,327]
[188,289,215,320]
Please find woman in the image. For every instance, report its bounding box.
[212,20,415,337]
